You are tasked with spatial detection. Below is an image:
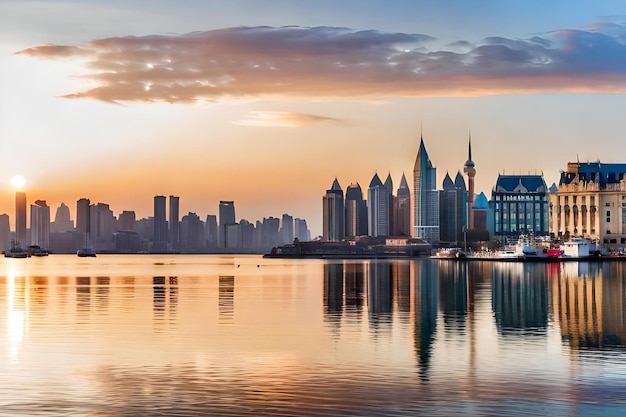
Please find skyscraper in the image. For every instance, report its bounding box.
[345,182,368,237]
[368,173,389,237]
[15,191,26,246]
[153,195,167,244]
[76,198,91,234]
[279,213,294,245]
[463,134,476,230]
[322,178,345,241]
[396,173,411,237]
[169,195,180,249]
[384,173,396,236]
[439,172,467,243]
[219,201,236,248]
[52,202,73,233]
[118,211,136,231]
[30,200,50,248]
[413,136,440,242]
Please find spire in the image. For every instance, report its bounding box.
[464,132,475,170]
[330,177,342,191]
[369,172,384,188]
[399,173,409,189]
[384,172,393,192]
[468,131,472,162]
[442,172,454,190]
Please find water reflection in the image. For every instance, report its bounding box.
[492,264,548,335]
[2,256,626,416]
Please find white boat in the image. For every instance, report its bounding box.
[559,237,596,258]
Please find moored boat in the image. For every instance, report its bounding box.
[77,248,97,257]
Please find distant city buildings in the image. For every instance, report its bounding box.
[368,173,389,237]
[322,179,345,241]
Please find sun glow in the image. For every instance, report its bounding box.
[10,175,26,189]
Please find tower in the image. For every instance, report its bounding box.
[463,134,476,230]
[219,201,236,248]
[413,135,439,242]
[368,173,389,237]
[153,195,167,243]
[15,191,26,246]
[169,195,180,249]
[396,173,411,236]
[345,182,367,237]
[322,178,344,241]
[30,200,50,248]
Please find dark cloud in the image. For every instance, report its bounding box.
[15,24,626,103]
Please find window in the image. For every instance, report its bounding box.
[607,210,612,223]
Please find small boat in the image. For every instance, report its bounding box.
[77,248,97,257]
[559,237,596,259]
[27,245,49,257]
[4,243,28,258]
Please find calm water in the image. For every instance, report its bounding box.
[1,255,626,416]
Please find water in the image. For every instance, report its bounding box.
[1,255,626,416]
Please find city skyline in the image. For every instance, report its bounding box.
[2,1,626,236]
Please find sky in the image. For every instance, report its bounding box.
[2,0,626,236]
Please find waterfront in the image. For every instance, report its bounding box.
[1,255,626,416]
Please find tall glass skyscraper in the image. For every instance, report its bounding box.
[368,173,389,237]
[322,178,344,241]
[413,136,440,243]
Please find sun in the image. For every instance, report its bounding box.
[10,175,26,189]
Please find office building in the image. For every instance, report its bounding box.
[169,195,180,249]
[345,182,368,237]
[219,201,236,248]
[15,191,26,246]
[118,210,136,231]
[368,173,389,237]
[153,195,168,244]
[413,136,439,242]
[30,200,50,249]
[489,174,549,240]
[322,178,345,241]
[439,172,467,243]
[51,203,73,233]
[396,173,411,236]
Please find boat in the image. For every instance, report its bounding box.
[435,247,467,259]
[77,248,97,257]
[27,245,49,257]
[558,237,596,259]
[4,241,28,258]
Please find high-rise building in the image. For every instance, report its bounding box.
[413,136,440,243]
[219,201,236,248]
[0,214,10,250]
[368,173,389,237]
[76,198,91,235]
[396,173,411,236]
[384,173,396,236]
[90,203,116,246]
[345,182,368,237]
[205,214,218,248]
[439,172,467,243]
[322,178,344,241]
[294,218,311,242]
[463,135,476,230]
[180,212,204,251]
[51,202,73,233]
[118,210,136,231]
[169,195,180,249]
[153,195,167,243]
[279,213,294,245]
[15,191,26,246]
[30,200,50,248]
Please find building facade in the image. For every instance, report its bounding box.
[550,161,626,248]
[368,173,389,237]
[439,172,467,243]
[322,178,345,241]
[396,174,411,237]
[30,200,50,249]
[489,174,549,240]
[345,182,368,238]
[413,137,439,243]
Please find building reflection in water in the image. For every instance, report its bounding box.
[218,276,234,324]
[76,277,91,320]
[95,277,110,311]
[491,264,548,335]
[153,276,178,329]
[549,262,626,349]
[414,260,438,382]
[345,262,365,313]
[438,261,468,332]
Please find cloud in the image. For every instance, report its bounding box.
[15,24,626,103]
[233,111,341,127]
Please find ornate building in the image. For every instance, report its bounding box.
[550,161,626,247]
[489,174,549,240]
